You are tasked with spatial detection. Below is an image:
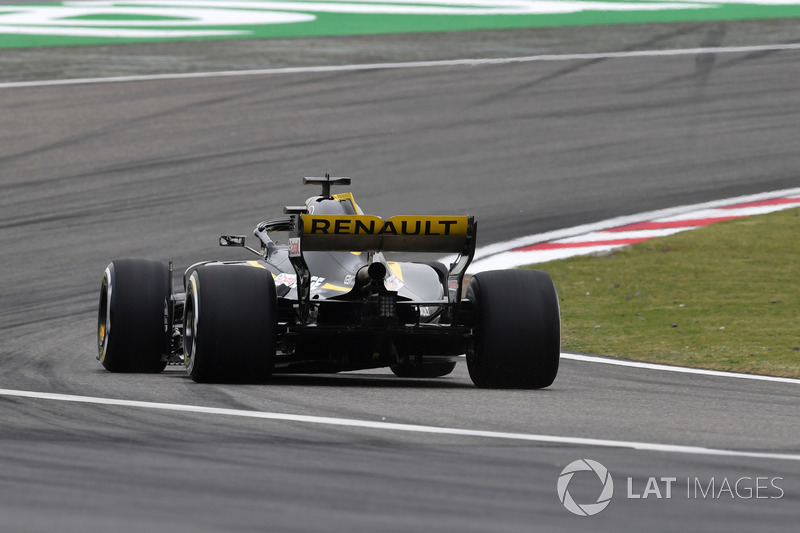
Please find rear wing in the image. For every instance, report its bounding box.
[287,214,477,321]
[294,214,472,254]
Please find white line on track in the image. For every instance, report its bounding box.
[562,353,800,385]
[467,187,800,262]
[2,42,800,89]
[455,187,800,271]
[1,386,798,461]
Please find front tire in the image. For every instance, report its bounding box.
[97,259,169,373]
[184,264,276,383]
[466,270,560,389]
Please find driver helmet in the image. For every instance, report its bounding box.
[305,196,358,215]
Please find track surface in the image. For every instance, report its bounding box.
[2,23,800,531]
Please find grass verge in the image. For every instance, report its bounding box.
[528,207,800,378]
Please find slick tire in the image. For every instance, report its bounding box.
[390,361,457,378]
[466,270,560,389]
[184,264,276,383]
[98,259,169,373]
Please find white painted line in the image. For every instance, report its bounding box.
[0,25,247,38]
[453,187,800,265]
[3,43,800,89]
[657,204,800,221]
[1,387,798,461]
[63,0,714,16]
[555,227,688,243]
[562,353,800,385]
[457,187,800,272]
[470,245,624,271]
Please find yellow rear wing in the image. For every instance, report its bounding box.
[286,213,476,320]
[293,214,474,254]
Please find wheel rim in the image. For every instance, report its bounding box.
[97,267,112,362]
[183,274,199,374]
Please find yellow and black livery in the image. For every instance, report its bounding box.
[96,175,561,389]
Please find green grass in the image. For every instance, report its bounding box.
[530,208,800,378]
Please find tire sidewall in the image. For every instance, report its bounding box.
[184,264,276,383]
[467,269,560,388]
[98,259,169,373]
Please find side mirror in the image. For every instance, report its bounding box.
[219,235,246,247]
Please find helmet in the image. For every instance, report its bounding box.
[305,196,358,215]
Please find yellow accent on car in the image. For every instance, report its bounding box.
[299,214,471,254]
[302,215,383,235]
[321,283,350,292]
[387,262,403,282]
[247,260,266,269]
[382,215,468,237]
[332,191,363,215]
[301,215,467,237]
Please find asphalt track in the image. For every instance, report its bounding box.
[2,23,800,532]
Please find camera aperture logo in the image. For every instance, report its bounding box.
[557,459,614,516]
[557,460,786,516]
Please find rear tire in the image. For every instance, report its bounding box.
[390,361,457,378]
[184,264,276,383]
[466,270,560,389]
[97,259,169,373]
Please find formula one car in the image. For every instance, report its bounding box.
[97,176,560,388]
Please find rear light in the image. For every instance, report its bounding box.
[378,291,397,318]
